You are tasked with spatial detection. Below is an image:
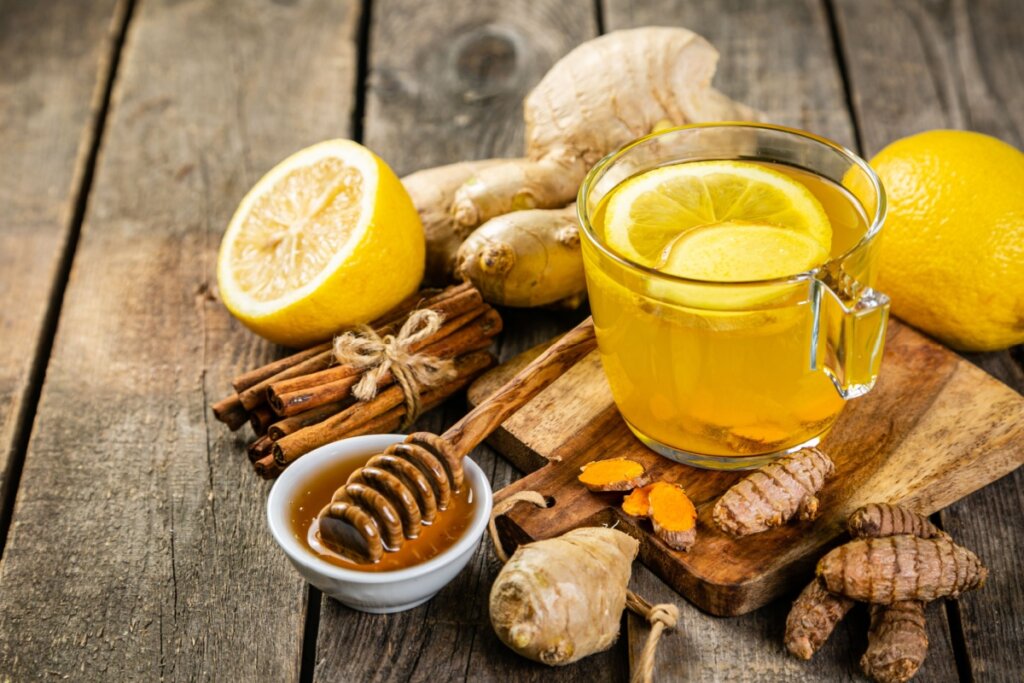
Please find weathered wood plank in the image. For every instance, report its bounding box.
[0,0,360,679]
[311,0,601,680]
[833,1,1024,680]
[604,0,960,680]
[0,0,127,547]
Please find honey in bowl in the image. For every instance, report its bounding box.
[289,454,477,572]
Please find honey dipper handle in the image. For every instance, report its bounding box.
[442,317,597,458]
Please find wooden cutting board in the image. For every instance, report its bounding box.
[468,319,1024,616]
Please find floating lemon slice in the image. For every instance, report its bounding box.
[604,160,832,273]
[662,222,829,281]
[217,139,424,347]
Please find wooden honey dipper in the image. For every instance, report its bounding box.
[316,317,597,563]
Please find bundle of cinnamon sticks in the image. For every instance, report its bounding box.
[211,283,500,478]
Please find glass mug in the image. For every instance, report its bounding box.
[578,124,889,469]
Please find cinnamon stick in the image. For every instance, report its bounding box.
[268,306,501,417]
[231,343,332,394]
[273,350,494,466]
[247,435,274,463]
[212,394,249,431]
[235,283,481,410]
[267,400,352,440]
[254,405,407,480]
[254,454,284,479]
[249,406,276,436]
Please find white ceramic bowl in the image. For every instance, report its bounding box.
[267,433,492,613]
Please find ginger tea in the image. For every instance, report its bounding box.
[584,161,873,461]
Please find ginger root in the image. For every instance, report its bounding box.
[784,578,854,660]
[577,457,648,492]
[861,601,929,683]
[647,483,698,551]
[817,535,987,603]
[848,503,948,541]
[712,447,834,537]
[450,27,758,231]
[489,526,638,665]
[401,158,508,284]
[455,205,584,307]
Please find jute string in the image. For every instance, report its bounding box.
[333,309,456,429]
[488,492,680,683]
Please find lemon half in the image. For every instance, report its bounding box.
[218,140,424,347]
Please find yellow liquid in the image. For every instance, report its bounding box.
[585,162,872,457]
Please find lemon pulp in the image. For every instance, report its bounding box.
[229,157,366,302]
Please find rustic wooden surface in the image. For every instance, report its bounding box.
[470,319,1024,616]
[0,0,1020,681]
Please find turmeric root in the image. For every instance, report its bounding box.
[848,503,948,541]
[861,601,929,683]
[489,526,638,665]
[450,27,758,230]
[401,158,508,284]
[622,483,656,517]
[455,205,584,307]
[817,535,987,603]
[784,578,854,660]
[647,483,698,551]
[577,457,649,492]
[712,447,835,537]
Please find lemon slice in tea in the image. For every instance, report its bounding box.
[662,222,829,281]
[217,139,424,347]
[604,160,832,270]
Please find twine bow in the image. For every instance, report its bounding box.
[333,309,456,429]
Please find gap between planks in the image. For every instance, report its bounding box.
[0,0,137,562]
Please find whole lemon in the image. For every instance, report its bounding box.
[870,130,1024,351]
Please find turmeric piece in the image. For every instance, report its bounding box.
[860,601,929,683]
[621,484,656,517]
[817,535,987,603]
[784,578,854,660]
[848,503,948,541]
[577,457,649,492]
[489,526,638,665]
[647,483,698,551]
[455,205,584,308]
[712,447,835,537]
[401,158,507,284]
[449,27,758,231]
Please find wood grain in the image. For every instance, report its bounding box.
[0,0,359,679]
[311,1,600,681]
[834,1,1024,679]
[0,0,127,544]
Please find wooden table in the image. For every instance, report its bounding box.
[1,0,1021,680]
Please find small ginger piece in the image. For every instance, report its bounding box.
[817,535,987,603]
[647,483,698,551]
[848,503,948,541]
[490,526,638,665]
[456,205,584,307]
[712,447,835,537]
[861,601,929,683]
[577,457,649,492]
[621,484,656,517]
[784,578,855,660]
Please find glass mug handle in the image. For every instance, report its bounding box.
[810,279,891,399]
